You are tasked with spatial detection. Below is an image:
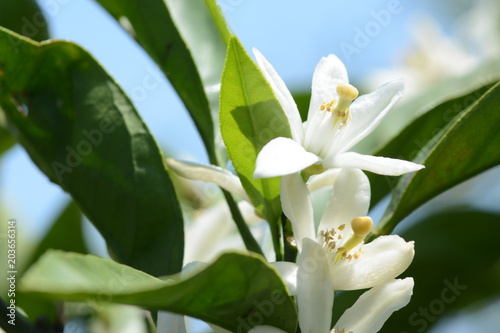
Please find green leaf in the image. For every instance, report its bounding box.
[0,0,49,42]
[0,28,183,277]
[95,0,226,163]
[292,91,311,122]
[371,81,500,237]
[0,0,50,156]
[203,0,232,46]
[0,111,15,155]
[333,211,500,332]
[21,250,298,332]
[368,82,495,208]
[220,36,292,256]
[1,298,36,333]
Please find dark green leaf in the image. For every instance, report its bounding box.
[368,82,495,208]
[0,112,16,155]
[95,0,226,163]
[220,36,292,255]
[0,0,50,156]
[0,28,183,276]
[292,91,311,122]
[333,211,500,332]
[0,0,49,42]
[371,81,500,237]
[1,297,36,333]
[21,250,298,332]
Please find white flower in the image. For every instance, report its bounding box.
[281,168,414,332]
[365,16,480,97]
[184,200,261,265]
[238,278,413,333]
[252,49,424,178]
[331,278,414,333]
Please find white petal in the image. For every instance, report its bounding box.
[208,323,232,333]
[238,201,263,226]
[157,311,186,333]
[324,152,425,176]
[318,168,370,237]
[332,236,415,290]
[306,168,341,193]
[249,326,287,333]
[309,54,349,122]
[337,80,405,152]
[254,138,320,178]
[297,238,334,333]
[280,174,316,251]
[270,262,298,295]
[253,48,304,143]
[184,203,234,264]
[333,278,414,333]
[166,159,250,201]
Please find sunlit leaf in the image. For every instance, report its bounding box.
[203,0,231,46]
[220,36,292,254]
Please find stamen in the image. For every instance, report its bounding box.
[332,83,358,128]
[335,216,373,262]
[320,219,372,263]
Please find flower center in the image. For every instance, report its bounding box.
[319,216,373,263]
[319,83,359,129]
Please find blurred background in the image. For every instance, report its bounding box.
[1,0,499,332]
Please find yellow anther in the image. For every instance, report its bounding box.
[351,216,374,237]
[336,83,359,100]
[338,224,346,231]
[335,216,373,262]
